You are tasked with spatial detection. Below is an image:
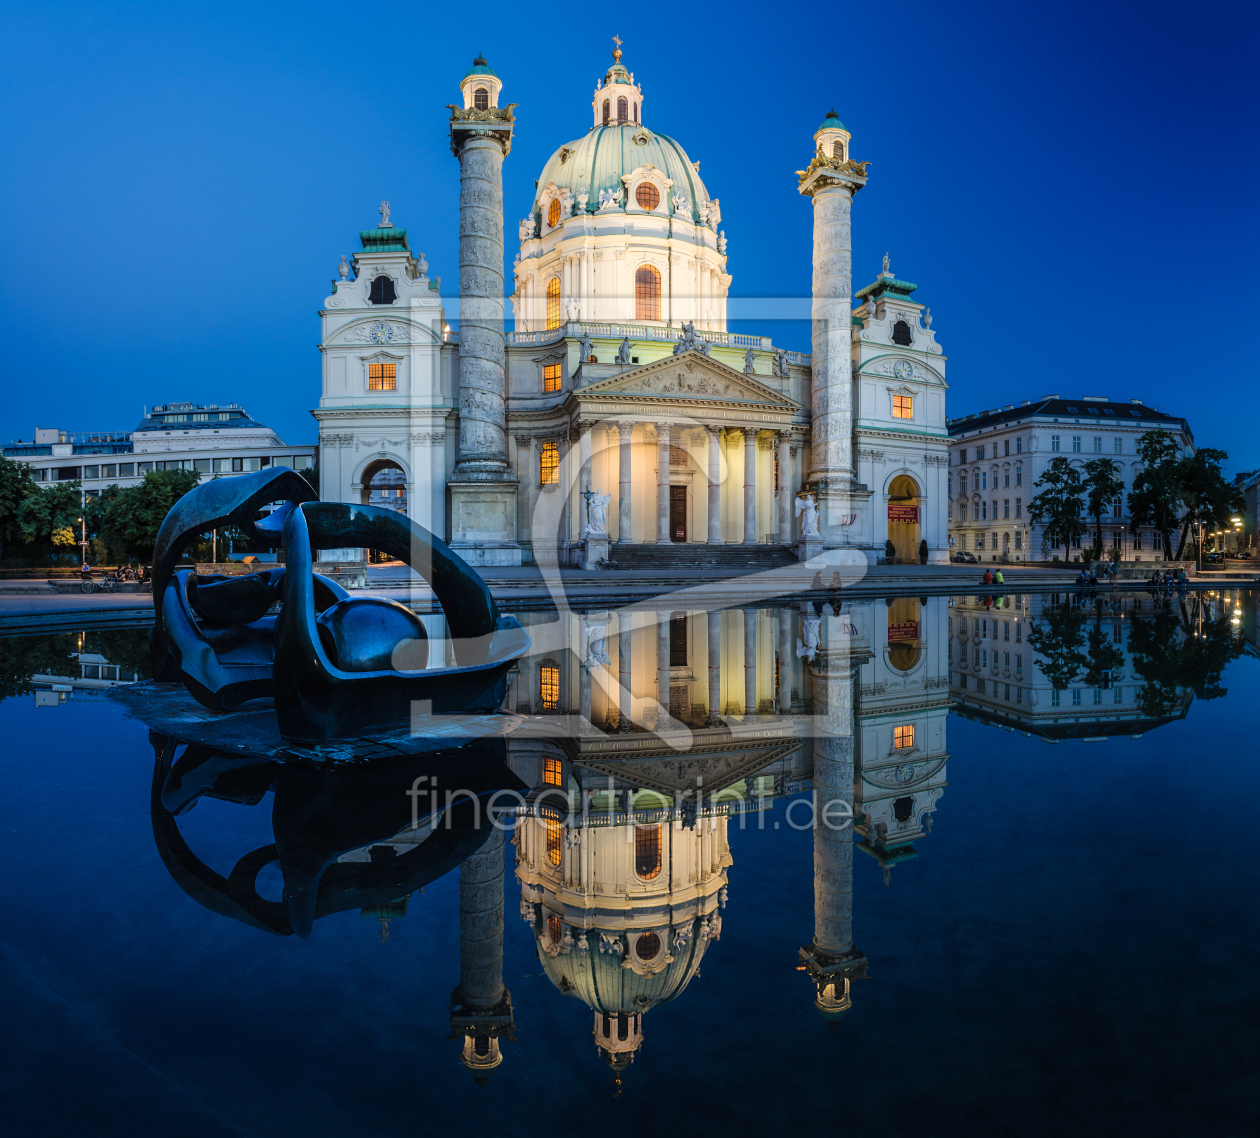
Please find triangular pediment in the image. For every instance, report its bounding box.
[577,351,800,410]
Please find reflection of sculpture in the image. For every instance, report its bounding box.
[796,493,820,536]
[586,490,611,534]
[797,616,821,660]
[148,467,529,741]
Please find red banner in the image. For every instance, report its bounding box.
[888,621,919,642]
[888,505,919,522]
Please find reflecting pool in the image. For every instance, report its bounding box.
[1,590,1258,1136]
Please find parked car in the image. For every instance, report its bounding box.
[951,551,977,563]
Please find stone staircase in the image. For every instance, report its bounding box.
[610,542,798,573]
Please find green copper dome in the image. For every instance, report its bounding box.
[815,109,847,133]
[531,124,710,224]
[463,55,497,80]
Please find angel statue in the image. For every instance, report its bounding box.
[519,216,535,242]
[583,618,612,669]
[598,186,623,211]
[796,616,821,661]
[585,490,611,534]
[795,493,820,537]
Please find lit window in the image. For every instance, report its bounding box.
[546,911,562,940]
[635,264,661,321]
[368,275,396,305]
[539,663,559,711]
[635,825,662,880]
[543,363,561,392]
[546,820,562,866]
[832,139,845,159]
[543,757,562,786]
[617,96,628,124]
[635,182,660,211]
[894,724,915,749]
[474,87,488,110]
[547,198,562,229]
[368,363,397,390]
[539,440,559,485]
[545,278,561,330]
[892,394,913,419]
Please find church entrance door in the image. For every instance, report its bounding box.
[669,487,687,542]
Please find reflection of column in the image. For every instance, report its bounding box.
[743,428,759,544]
[451,826,513,1081]
[707,426,722,545]
[618,611,633,731]
[777,431,793,544]
[617,421,634,543]
[657,610,671,721]
[656,423,672,543]
[777,609,792,711]
[707,609,722,726]
[578,422,592,502]
[579,620,593,724]
[743,609,758,714]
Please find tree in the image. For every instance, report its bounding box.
[1028,456,1088,562]
[0,633,79,701]
[18,480,84,549]
[297,464,319,497]
[90,468,201,563]
[0,456,37,564]
[1128,431,1183,559]
[1173,447,1242,560]
[1082,457,1124,560]
[1026,598,1089,690]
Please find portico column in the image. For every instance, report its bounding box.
[777,431,793,545]
[778,608,792,712]
[617,421,634,543]
[577,422,592,542]
[743,609,758,714]
[656,422,672,544]
[707,609,722,725]
[743,428,759,544]
[706,426,722,545]
[657,610,671,722]
[617,610,633,731]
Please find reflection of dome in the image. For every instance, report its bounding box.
[531,125,711,225]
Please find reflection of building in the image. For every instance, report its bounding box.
[312,48,950,567]
[949,593,1193,738]
[4,403,313,501]
[946,398,1194,563]
[32,647,145,707]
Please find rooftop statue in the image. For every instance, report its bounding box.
[148,467,529,742]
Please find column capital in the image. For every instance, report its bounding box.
[743,426,761,441]
[656,421,673,438]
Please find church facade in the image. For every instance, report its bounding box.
[312,49,950,566]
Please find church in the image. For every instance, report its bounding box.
[311,46,950,567]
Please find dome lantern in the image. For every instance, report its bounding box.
[814,108,852,162]
[460,54,502,111]
[591,36,643,128]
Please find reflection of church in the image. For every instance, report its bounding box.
[312,46,950,567]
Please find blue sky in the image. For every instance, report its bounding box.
[2,1,1256,469]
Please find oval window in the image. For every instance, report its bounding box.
[637,931,661,960]
[635,183,660,211]
[547,198,562,229]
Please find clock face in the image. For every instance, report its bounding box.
[369,323,393,344]
[893,360,913,380]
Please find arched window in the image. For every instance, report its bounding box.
[547,198,562,229]
[635,264,661,321]
[832,139,845,160]
[368,275,396,305]
[546,821,562,867]
[474,87,488,111]
[633,102,639,123]
[617,96,628,124]
[540,440,559,485]
[634,824,662,880]
[635,182,660,211]
[546,913,563,943]
[636,932,661,960]
[892,319,913,346]
[545,277,561,330]
[602,99,610,125]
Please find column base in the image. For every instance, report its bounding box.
[447,480,522,567]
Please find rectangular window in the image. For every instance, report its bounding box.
[119,463,134,477]
[669,614,688,666]
[981,472,987,489]
[982,619,988,639]
[1071,689,1082,706]
[546,818,562,865]
[960,448,967,463]
[102,465,116,478]
[1015,532,1022,549]
[193,412,209,422]
[1004,439,1010,456]
[1015,498,1022,518]
[542,363,561,392]
[232,457,262,472]
[1052,435,1060,452]
[539,663,560,711]
[894,724,914,749]
[83,465,100,479]
[213,458,231,472]
[1113,688,1122,704]
[982,649,988,667]
[1093,437,1102,453]
[1016,653,1023,671]
[959,503,966,521]
[960,474,967,493]
[539,440,560,485]
[1003,500,1010,518]
[1134,533,1143,550]
[1114,437,1122,454]
[193,459,212,473]
[294,455,313,470]
[1093,688,1102,704]
[272,456,292,468]
[892,394,913,418]
[1004,684,1010,700]
[1016,686,1023,704]
[1004,652,1010,667]
[368,362,397,391]
[543,757,563,786]
[1112,498,1121,518]
[973,646,980,666]
[1004,472,1010,487]
[1004,623,1010,641]
[981,501,987,521]
[1051,689,1060,706]
[1016,438,1022,454]
[137,461,153,474]
[1072,436,1081,452]
[1015,469,1022,486]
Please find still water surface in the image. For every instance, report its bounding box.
[1,591,1257,1137]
